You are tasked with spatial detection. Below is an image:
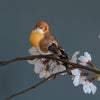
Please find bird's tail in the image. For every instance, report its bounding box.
[48,43,68,59]
[58,46,72,75]
[58,47,68,59]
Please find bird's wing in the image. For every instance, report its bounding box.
[39,32,68,59]
[39,32,58,53]
[48,43,68,59]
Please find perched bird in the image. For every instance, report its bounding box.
[30,21,68,59]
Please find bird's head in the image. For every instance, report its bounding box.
[33,21,49,33]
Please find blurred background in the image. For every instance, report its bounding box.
[0,0,100,100]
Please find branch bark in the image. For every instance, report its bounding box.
[6,70,68,100]
[0,54,100,74]
[0,54,99,100]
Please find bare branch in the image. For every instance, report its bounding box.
[6,70,68,100]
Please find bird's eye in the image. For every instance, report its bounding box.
[45,27,47,30]
[38,25,43,29]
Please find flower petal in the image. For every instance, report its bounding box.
[73,76,80,86]
[29,47,39,55]
[34,66,42,74]
[45,71,51,78]
[71,69,81,76]
[79,62,87,66]
[70,51,79,63]
[84,52,92,61]
[53,67,58,74]
[50,62,57,69]
[39,70,46,78]
[78,56,88,63]
[27,59,38,64]
[59,65,66,72]
[90,83,97,95]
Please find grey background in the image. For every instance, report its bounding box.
[0,0,100,100]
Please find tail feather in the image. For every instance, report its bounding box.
[58,47,71,75]
[48,43,68,59]
[58,47,68,59]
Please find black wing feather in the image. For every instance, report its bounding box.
[48,43,68,59]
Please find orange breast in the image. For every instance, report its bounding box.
[30,31,44,50]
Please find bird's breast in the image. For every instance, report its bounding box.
[30,31,44,50]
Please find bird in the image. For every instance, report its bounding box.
[30,21,68,59]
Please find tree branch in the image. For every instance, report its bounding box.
[6,70,68,100]
[0,54,100,74]
[6,64,100,100]
[0,54,99,100]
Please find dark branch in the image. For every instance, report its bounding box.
[0,54,99,100]
[6,70,68,100]
[6,64,100,100]
[0,54,100,74]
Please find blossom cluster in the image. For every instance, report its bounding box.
[28,47,66,78]
[28,47,98,95]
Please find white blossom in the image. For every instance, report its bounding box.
[98,35,100,38]
[33,61,52,78]
[50,62,66,75]
[71,69,81,86]
[69,51,79,63]
[72,71,97,94]
[27,59,38,64]
[27,47,52,78]
[27,47,39,64]
[27,47,97,94]
[70,52,81,86]
[79,77,97,95]
[83,82,97,94]
[34,62,44,73]
[34,59,52,78]
[39,68,51,78]
[70,52,96,94]
[78,52,92,66]
[29,47,39,55]
[72,71,97,95]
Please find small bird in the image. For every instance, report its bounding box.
[30,21,68,59]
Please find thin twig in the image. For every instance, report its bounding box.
[6,64,100,100]
[6,70,68,100]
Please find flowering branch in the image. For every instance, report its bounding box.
[1,49,100,100]
[0,54,100,74]
[5,61,100,100]
[0,55,54,66]
[6,70,68,100]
